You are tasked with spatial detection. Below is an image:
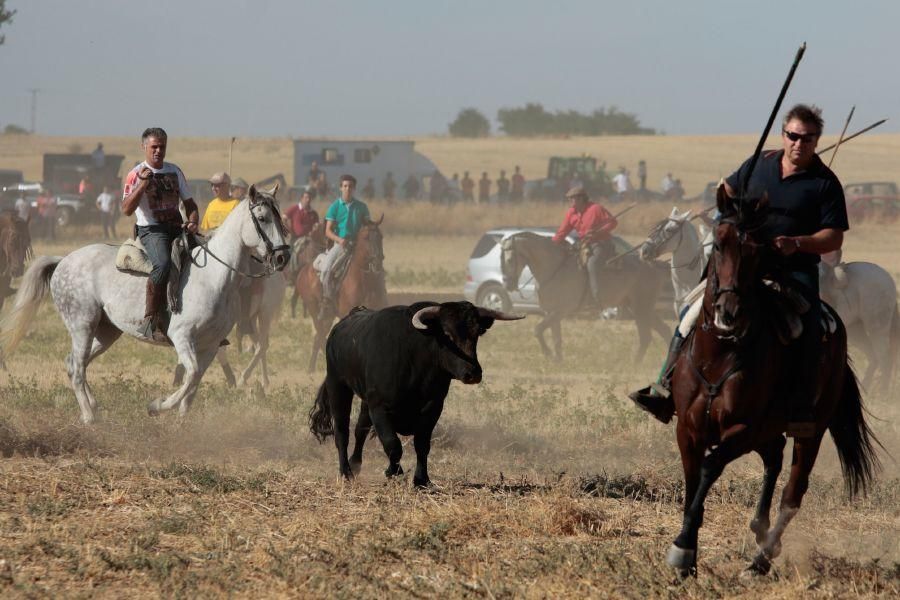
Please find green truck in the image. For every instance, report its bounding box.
[526,156,614,201]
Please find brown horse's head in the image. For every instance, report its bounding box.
[709,187,768,336]
[356,214,385,274]
[0,211,33,277]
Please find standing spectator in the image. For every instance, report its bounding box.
[316,172,329,199]
[637,160,647,192]
[14,194,29,221]
[308,160,322,186]
[96,185,118,239]
[78,174,94,199]
[510,165,525,202]
[429,170,447,203]
[382,171,396,203]
[402,174,420,200]
[461,171,475,202]
[362,178,376,201]
[478,172,491,204]
[612,167,632,201]
[231,177,249,201]
[672,179,685,200]
[91,143,106,168]
[496,170,510,203]
[36,187,57,241]
[661,172,676,196]
[447,173,461,204]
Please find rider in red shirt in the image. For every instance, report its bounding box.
[553,186,618,304]
[284,187,320,240]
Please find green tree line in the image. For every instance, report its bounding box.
[449,103,656,137]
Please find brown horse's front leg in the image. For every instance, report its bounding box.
[747,435,786,575]
[751,434,823,572]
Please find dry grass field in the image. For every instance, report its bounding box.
[0,136,899,597]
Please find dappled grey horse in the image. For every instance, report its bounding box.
[820,260,899,394]
[0,185,289,423]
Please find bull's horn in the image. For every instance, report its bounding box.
[411,305,440,330]
[477,308,525,321]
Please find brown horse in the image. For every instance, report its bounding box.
[0,211,33,312]
[289,224,327,318]
[665,192,880,577]
[295,217,387,371]
[500,232,669,361]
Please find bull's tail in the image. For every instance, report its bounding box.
[308,380,334,442]
[829,362,882,497]
[0,256,62,356]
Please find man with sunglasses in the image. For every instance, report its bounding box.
[630,104,848,438]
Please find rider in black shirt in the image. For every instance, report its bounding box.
[631,104,848,438]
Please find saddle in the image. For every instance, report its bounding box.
[313,245,353,285]
[115,236,188,314]
[761,279,838,345]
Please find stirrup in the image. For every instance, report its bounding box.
[628,386,675,424]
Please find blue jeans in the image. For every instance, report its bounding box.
[137,224,181,286]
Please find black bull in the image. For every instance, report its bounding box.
[309,301,523,486]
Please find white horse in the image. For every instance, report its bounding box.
[639,207,706,318]
[820,260,899,393]
[0,185,289,423]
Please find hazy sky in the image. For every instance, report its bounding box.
[1,1,898,137]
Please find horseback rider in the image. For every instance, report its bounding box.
[284,186,321,275]
[201,172,239,231]
[552,185,618,306]
[121,127,199,342]
[630,104,848,438]
[320,174,370,318]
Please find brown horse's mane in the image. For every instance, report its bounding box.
[0,210,32,276]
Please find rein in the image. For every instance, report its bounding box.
[187,197,288,279]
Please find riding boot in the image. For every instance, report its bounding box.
[628,334,684,424]
[139,279,170,343]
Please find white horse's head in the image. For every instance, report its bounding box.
[640,207,692,261]
[244,183,290,272]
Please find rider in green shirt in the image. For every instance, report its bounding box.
[320,174,370,317]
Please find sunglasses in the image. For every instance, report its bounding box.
[782,129,819,143]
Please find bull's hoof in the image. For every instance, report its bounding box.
[666,544,697,577]
[413,476,432,488]
[384,464,404,478]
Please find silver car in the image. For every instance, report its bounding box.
[463,226,634,313]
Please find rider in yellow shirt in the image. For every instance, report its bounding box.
[201,172,240,231]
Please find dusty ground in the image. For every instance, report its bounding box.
[0,137,899,597]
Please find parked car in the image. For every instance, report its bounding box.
[844,181,900,221]
[463,226,635,313]
[1,183,93,227]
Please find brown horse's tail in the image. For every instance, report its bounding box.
[828,363,882,497]
[308,380,334,442]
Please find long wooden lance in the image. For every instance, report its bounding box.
[741,42,806,197]
[827,105,855,168]
[817,119,887,154]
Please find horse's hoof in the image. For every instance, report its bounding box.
[350,459,362,477]
[666,544,696,572]
[750,518,769,545]
[147,400,161,417]
[744,553,772,576]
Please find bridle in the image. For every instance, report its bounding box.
[189,195,289,278]
[501,233,573,292]
[644,217,707,270]
[359,222,385,276]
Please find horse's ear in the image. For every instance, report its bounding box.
[267,183,279,197]
[669,206,680,219]
[716,182,733,216]
[375,213,384,226]
[248,185,257,201]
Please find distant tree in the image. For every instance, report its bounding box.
[3,124,28,135]
[0,1,16,46]
[448,108,490,138]
[67,142,83,153]
[497,103,655,137]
